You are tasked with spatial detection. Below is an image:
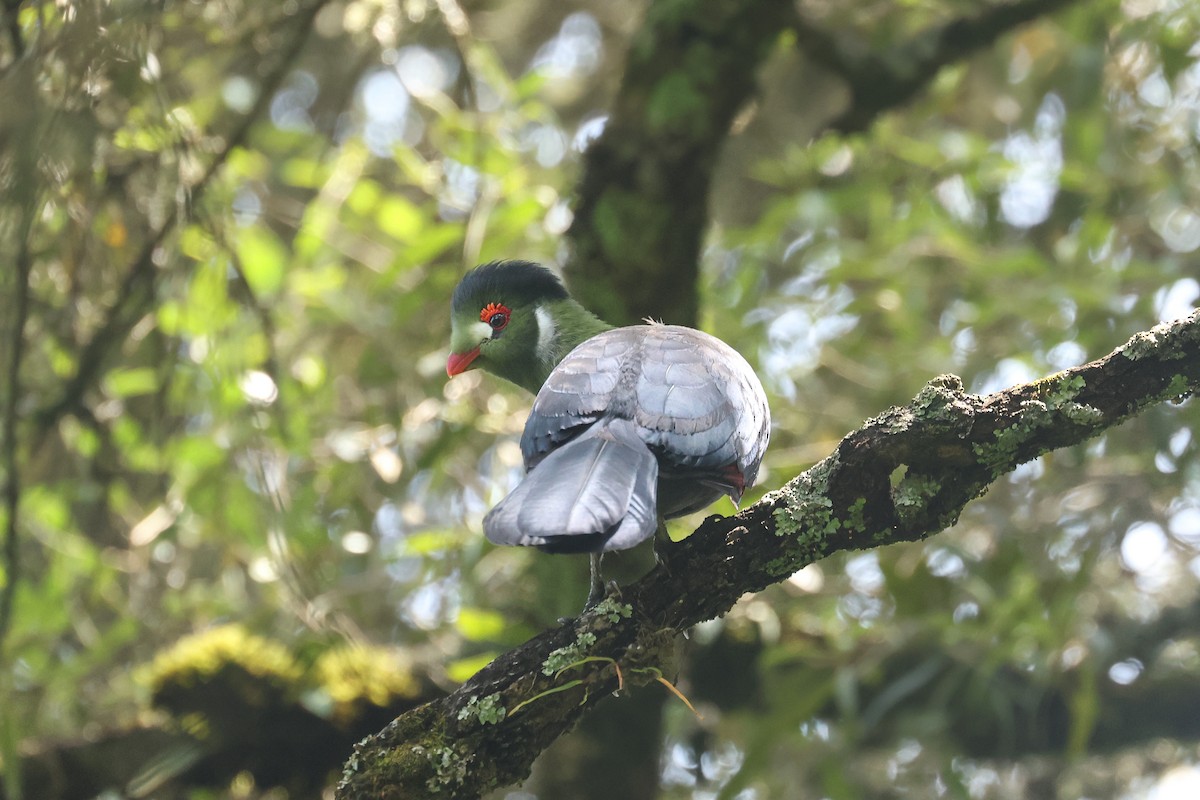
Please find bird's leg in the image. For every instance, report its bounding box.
[652,517,675,574]
[585,552,606,608]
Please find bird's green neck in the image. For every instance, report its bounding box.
[506,297,611,394]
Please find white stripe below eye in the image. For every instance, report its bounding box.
[471,320,493,342]
[535,305,555,364]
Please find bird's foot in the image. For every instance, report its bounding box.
[584,579,621,611]
[652,519,676,575]
[653,539,680,577]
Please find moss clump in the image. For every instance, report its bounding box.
[314,644,420,724]
[134,624,306,740]
[137,624,302,701]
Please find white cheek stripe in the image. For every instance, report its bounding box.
[470,320,492,342]
[535,305,555,363]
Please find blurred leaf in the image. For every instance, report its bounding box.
[376,196,423,242]
[104,367,159,398]
[446,653,500,684]
[235,226,288,295]
[455,607,506,642]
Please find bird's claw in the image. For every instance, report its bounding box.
[584,578,620,610]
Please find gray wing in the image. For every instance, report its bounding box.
[521,325,770,517]
[486,418,659,552]
[631,326,770,515]
[519,330,632,467]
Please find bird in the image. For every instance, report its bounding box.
[447,260,770,604]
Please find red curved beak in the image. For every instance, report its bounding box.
[446,347,481,376]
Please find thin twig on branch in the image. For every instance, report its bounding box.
[336,312,1199,800]
[791,0,1083,133]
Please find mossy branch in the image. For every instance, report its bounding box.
[337,312,1200,799]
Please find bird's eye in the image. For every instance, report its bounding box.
[480,302,511,333]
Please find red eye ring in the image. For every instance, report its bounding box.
[480,302,510,332]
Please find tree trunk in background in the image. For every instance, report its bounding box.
[522,692,667,800]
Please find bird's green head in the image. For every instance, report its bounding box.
[447,260,579,394]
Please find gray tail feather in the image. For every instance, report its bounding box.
[484,418,658,553]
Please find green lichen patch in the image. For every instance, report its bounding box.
[457,693,507,726]
[765,453,838,540]
[1120,312,1200,361]
[1041,374,1084,403]
[862,405,914,434]
[1037,374,1104,427]
[912,374,966,417]
[892,472,941,528]
[542,631,598,676]
[415,743,473,793]
[973,400,1053,474]
[1060,401,1105,425]
[887,374,976,436]
[590,596,633,624]
[973,372,1110,475]
[845,496,868,534]
[1121,329,1163,360]
[760,455,852,578]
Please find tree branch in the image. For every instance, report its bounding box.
[0,194,33,659]
[336,312,1200,799]
[791,0,1083,133]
